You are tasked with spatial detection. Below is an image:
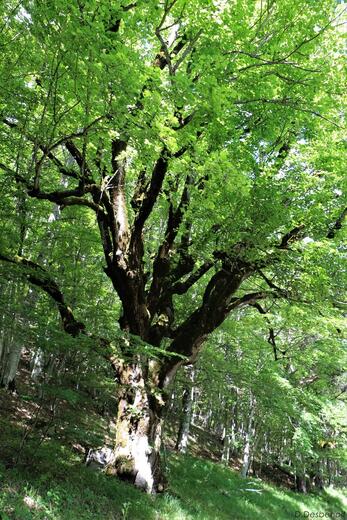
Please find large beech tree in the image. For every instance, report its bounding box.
[0,0,346,492]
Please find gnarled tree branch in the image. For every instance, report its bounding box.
[0,253,84,336]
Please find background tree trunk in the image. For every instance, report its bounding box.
[0,283,21,391]
[0,336,21,391]
[175,365,195,453]
[221,397,238,464]
[240,393,256,478]
[295,473,308,494]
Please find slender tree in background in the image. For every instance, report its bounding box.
[0,0,346,492]
[183,306,346,491]
[175,364,195,453]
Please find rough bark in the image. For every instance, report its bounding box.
[112,360,165,493]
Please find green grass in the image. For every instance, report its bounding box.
[0,447,346,520]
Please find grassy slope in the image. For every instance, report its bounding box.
[1,384,345,519]
[0,450,346,520]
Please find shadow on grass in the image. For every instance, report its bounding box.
[0,442,346,520]
[167,454,347,520]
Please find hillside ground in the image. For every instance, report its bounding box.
[0,371,346,520]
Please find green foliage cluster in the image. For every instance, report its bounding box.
[179,299,347,486]
[0,0,346,502]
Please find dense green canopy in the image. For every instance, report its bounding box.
[0,0,346,494]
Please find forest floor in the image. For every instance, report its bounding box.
[0,380,346,519]
[0,450,346,520]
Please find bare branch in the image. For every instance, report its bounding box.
[227,290,272,311]
[131,148,170,239]
[59,196,104,213]
[146,174,192,311]
[257,270,288,296]
[44,151,79,179]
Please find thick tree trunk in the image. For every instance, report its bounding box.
[175,365,195,453]
[113,361,165,493]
